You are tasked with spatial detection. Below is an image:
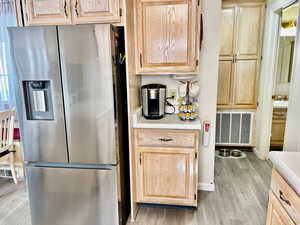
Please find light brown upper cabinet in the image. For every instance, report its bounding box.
[217,61,233,106]
[217,59,259,108]
[22,0,72,26]
[217,2,265,109]
[219,2,265,61]
[219,5,236,60]
[233,60,258,106]
[71,0,120,24]
[236,4,265,60]
[135,0,201,74]
[22,0,120,26]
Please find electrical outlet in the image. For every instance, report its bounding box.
[168,89,177,99]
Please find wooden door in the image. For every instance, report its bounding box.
[236,3,265,60]
[23,0,72,26]
[266,192,295,225]
[217,61,233,106]
[136,149,197,206]
[220,5,236,60]
[233,60,258,108]
[72,0,120,24]
[135,0,200,74]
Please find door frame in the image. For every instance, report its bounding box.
[256,0,299,159]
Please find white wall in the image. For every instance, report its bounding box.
[141,0,221,191]
[284,3,300,152]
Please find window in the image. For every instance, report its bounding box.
[0,41,10,108]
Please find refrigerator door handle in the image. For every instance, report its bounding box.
[26,162,116,170]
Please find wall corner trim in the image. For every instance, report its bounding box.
[198,182,215,192]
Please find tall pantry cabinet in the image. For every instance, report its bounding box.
[217,2,265,109]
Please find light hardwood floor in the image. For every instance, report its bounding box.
[0,178,30,225]
[0,152,272,225]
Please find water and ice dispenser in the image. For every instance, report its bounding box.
[23,81,54,120]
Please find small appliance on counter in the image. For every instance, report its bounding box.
[178,81,199,121]
[141,84,166,120]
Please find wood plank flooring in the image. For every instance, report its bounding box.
[0,179,30,225]
[0,152,272,225]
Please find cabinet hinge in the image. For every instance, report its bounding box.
[195,152,198,159]
[120,8,122,17]
[139,153,142,164]
[139,53,143,67]
[23,0,28,22]
[196,60,199,66]
[194,193,197,200]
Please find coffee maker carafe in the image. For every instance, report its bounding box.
[141,84,166,120]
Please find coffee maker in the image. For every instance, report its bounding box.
[141,84,166,120]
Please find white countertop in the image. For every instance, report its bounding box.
[133,110,202,130]
[273,100,288,108]
[269,151,300,195]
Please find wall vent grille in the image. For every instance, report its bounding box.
[0,167,24,179]
[216,112,253,146]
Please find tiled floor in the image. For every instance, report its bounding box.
[0,152,272,225]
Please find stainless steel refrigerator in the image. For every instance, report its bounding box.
[8,24,130,225]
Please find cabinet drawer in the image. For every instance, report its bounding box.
[266,191,295,225]
[271,169,300,224]
[135,129,199,148]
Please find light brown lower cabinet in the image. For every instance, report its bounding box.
[134,129,199,207]
[271,108,287,147]
[266,169,300,225]
[271,120,286,147]
[266,192,295,225]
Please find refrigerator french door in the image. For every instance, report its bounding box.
[9,25,128,225]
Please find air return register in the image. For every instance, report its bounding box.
[216,112,253,146]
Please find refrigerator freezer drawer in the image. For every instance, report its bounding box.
[26,166,119,225]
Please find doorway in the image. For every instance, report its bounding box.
[270,3,298,151]
[256,0,300,159]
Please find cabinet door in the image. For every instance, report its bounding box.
[236,3,265,60]
[136,0,199,74]
[271,120,286,146]
[217,61,233,106]
[219,5,236,60]
[233,60,258,108]
[72,0,120,24]
[266,192,295,225]
[136,149,197,206]
[23,0,72,26]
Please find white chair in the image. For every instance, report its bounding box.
[0,109,17,184]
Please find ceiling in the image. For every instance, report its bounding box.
[282,3,299,23]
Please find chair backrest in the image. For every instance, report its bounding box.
[0,109,16,152]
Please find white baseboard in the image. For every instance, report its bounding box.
[198,182,215,192]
